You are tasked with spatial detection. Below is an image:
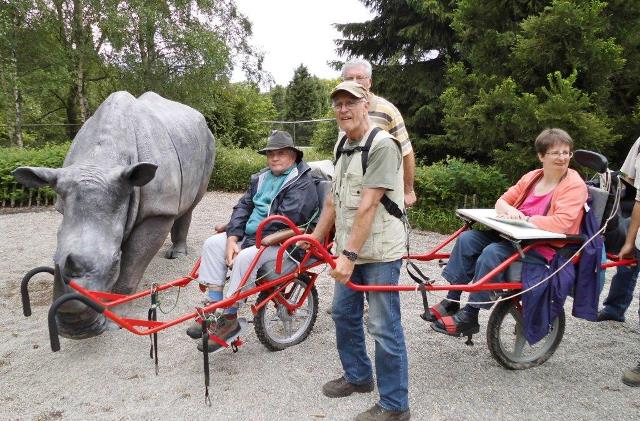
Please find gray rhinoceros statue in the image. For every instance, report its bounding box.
[12,91,215,338]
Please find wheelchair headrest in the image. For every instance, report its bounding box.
[574,150,608,174]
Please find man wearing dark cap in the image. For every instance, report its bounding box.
[188,130,319,352]
[303,81,410,420]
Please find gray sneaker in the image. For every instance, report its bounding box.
[354,404,410,421]
[186,319,211,339]
[322,376,374,398]
[197,314,241,353]
[622,361,640,387]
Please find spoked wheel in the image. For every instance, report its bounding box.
[487,298,565,370]
[254,277,319,351]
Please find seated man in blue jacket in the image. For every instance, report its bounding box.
[188,130,319,352]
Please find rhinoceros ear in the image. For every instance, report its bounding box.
[12,167,59,188]
[122,162,158,187]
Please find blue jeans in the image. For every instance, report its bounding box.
[332,259,409,412]
[443,230,546,309]
[601,248,639,322]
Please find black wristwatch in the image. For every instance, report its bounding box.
[342,249,358,262]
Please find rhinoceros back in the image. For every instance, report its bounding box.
[64,91,215,221]
[136,92,215,217]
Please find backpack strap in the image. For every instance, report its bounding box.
[335,127,404,220]
[360,127,381,176]
[362,127,404,220]
[333,134,349,165]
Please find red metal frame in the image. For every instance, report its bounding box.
[61,214,638,340]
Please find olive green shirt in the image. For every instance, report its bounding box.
[339,129,402,191]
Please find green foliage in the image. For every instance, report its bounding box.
[338,0,640,172]
[269,85,287,120]
[407,207,462,234]
[207,82,276,149]
[0,143,70,203]
[310,110,338,154]
[209,146,332,191]
[511,0,624,98]
[414,157,509,210]
[0,0,268,148]
[405,157,509,233]
[283,65,327,144]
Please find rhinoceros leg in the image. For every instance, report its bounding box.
[113,215,175,294]
[165,208,193,259]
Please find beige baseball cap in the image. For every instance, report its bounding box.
[330,80,369,100]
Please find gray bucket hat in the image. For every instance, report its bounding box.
[258,130,304,162]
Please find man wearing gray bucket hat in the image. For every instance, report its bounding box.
[187,130,319,352]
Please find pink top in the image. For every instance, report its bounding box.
[518,188,556,262]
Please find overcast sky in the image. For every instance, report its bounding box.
[231,0,374,86]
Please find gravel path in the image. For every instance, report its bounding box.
[1,191,638,420]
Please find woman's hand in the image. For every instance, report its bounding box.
[496,202,526,220]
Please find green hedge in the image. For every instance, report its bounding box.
[209,146,332,191]
[0,144,507,235]
[0,144,333,202]
[0,143,69,204]
[408,157,510,233]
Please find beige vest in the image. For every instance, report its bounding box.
[333,128,406,264]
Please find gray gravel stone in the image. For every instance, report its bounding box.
[0,191,638,420]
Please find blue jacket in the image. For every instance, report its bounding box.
[226,160,319,249]
[521,201,602,344]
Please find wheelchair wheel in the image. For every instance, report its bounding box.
[487,298,565,370]
[254,277,318,351]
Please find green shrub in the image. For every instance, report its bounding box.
[310,118,338,153]
[410,158,509,233]
[0,143,70,204]
[414,157,509,210]
[209,146,332,191]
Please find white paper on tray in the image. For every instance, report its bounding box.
[456,209,567,240]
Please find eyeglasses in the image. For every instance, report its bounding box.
[332,99,364,111]
[342,75,369,82]
[545,151,573,158]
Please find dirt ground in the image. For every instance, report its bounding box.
[1,191,639,420]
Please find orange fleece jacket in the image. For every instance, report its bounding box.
[498,168,587,236]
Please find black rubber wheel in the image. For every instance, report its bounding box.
[254,277,319,351]
[487,298,565,370]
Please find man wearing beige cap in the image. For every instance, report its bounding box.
[303,81,410,420]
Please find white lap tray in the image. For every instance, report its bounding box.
[456,209,567,241]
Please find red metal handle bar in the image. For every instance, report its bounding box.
[65,255,328,336]
[255,215,303,247]
[407,225,469,260]
[277,234,525,293]
[277,235,334,273]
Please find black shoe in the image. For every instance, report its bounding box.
[597,311,624,322]
[431,308,480,337]
[322,376,374,398]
